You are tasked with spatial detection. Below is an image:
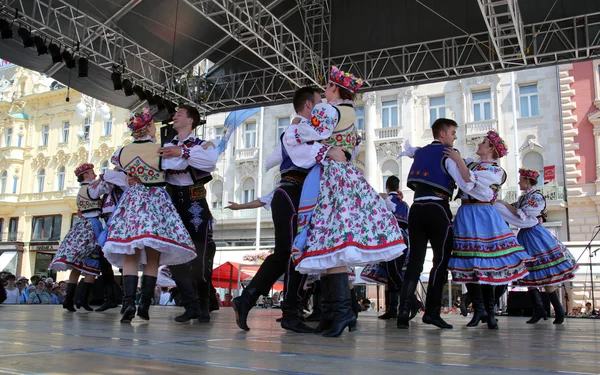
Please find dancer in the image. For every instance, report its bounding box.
[495,168,579,324]
[232,86,343,333]
[290,66,406,337]
[446,131,530,329]
[152,105,219,324]
[103,108,197,323]
[48,163,104,312]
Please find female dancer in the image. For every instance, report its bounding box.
[289,68,406,337]
[103,109,197,323]
[495,168,578,324]
[446,131,531,329]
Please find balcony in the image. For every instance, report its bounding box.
[0,147,25,161]
[0,232,24,242]
[212,208,272,221]
[375,126,402,141]
[499,182,566,204]
[465,120,497,137]
[235,147,259,160]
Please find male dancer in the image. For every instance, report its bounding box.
[397,118,472,329]
[232,87,346,332]
[156,105,218,323]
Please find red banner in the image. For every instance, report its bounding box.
[544,165,555,182]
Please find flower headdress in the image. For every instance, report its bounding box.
[486,130,508,159]
[74,163,94,176]
[519,168,539,181]
[127,107,153,132]
[329,65,363,93]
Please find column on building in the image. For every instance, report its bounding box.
[363,92,378,186]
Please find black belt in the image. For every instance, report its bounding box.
[166,183,207,202]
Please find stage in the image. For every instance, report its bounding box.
[0,306,598,375]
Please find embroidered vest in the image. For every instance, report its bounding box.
[322,105,357,155]
[118,141,166,185]
[407,143,456,197]
[389,193,409,227]
[280,134,310,184]
[77,184,103,213]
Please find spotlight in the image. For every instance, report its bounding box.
[165,100,176,115]
[33,36,47,55]
[154,94,165,110]
[133,85,146,101]
[48,43,62,63]
[111,70,122,90]
[122,79,134,96]
[145,90,156,105]
[17,27,33,48]
[62,50,76,69]
[0,19,12,39]
[78,57,88,78]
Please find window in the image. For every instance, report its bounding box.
[523,152,543,183]
[429,96,446,125]
[0,171,6,194]
[519,84,540,118]
[355,107,365,130]
[104,119,112,136]
[277,118,289,141]
[242,178,255,204]
[4,128,12,147]
[0,218,3,240]
[100,160,109,175]
[381,100,399,128]
[472,91,492,121]
[381,160,399,190]
[62,122,70,142]
[11,177,17,194]
[70,213,80,228]
[57,167,65,191]
[37,169,45,193]
[211,180,223,209]
[41,125,49,146]
[17,135,22,147]
[214,127,224,142]
[32,215,62,241]
[244,122,257,148]
[8,217,18,241]
[83,118,90,140]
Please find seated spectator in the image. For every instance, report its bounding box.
[159,287,175,306]
[28,280,51,304]
[4,274,20,304]
[50,286,62,304]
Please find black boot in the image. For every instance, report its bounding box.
[121,275,139,323]
[305,281,322,322]
[350,287,361,319]
[466,283,487,327]
[209,286,220,312]
[198,298,211,323]
[62,283,77,312]
[232,287,260,331]
[421,283,453,329]
[96,282,119,312]
[137,275,157,321]
[409,295,423,320]
[314,276,334,334]
[397,279,419,329]
[548,291,565,324]
[379,290,399,319]
[323,273,357,337]
[173,275,201,323]
[481,285,498,329]
[526,288,548,324]
[76,282,94,311]
[280,305,314,333]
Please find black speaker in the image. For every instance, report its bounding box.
[506,291,551,316]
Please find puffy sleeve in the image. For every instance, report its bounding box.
[110,148,125,171]
[87,178,115,199]
[497,192,544,228]
[186,140,218,172]
[282,125,331,169]
[161,154,189,171]
[384,196,396,213]
[258,189,276,210]
[265,144,283,172]
[103,170,128,190]
[494,201,539,228]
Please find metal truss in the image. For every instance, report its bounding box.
[184,0,325,89]
[0,0,197,106]
[297,0,330,82]
[477,0,527,68]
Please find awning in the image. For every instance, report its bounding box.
[0,251,18,273]
[212,261,282,291]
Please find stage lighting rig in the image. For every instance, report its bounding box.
[133,85,146,101]
[145,90,156,106]
[33,36,48,55]
[48,43,62,63]
[122,79,134,96]
[62,50,76,69]
[17,26,34,48]
[111,67,123,91]
[78,57,88,78]
[0,18,12,39]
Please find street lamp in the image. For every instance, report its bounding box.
[75,95,111,162]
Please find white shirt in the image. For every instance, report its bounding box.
[159,292,175,305]
[4,287,20,304]
[282,115,332,169]
[163,133,219,187]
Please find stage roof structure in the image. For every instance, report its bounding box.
[1,0,600,115]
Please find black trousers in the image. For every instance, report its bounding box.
[401,199,453,315]
[386,253,406,292]
[98,250,115,287]
[167,185,215,307]
[247,184,306,314]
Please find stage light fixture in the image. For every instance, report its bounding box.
[62,50,76,69]
[48,43,62,63]
[17,26,34,48]
[111,70,123,90]
[32,36,48,55]
[145,90,156,105]
[165,100,176,115]
[0,19,12,39]
[122,79,134,96]
[78,57,88,78]
[154,94,165,110]
[133,85,146,101]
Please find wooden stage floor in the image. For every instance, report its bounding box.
[0,305,598,375]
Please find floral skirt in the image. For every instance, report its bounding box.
[103,184,197,268]
[516,225,579,286]
[292,162,406,274]
[448,203,531,285]
[49,218,103,276]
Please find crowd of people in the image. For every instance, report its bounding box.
[0,272,66,304]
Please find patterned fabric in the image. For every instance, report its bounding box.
[75,163,94,176]
[188,201,204,231]
[360,263,388,284]
[292,162,406,274]
[103,183,196,268]
[157,266,177,287]
[321,105,358,154]
[49,218,103,276]
[293,103,340,142]
[448,202,531,284]
[329,65,363,93]
[77,184,103,213]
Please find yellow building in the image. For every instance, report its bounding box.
[0,65,131,279]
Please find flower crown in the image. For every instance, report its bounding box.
[486,130,508,159]
[74,163,94,176]
[329,65,363,93]
[127,107,153,132]
[519,168,539,181]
